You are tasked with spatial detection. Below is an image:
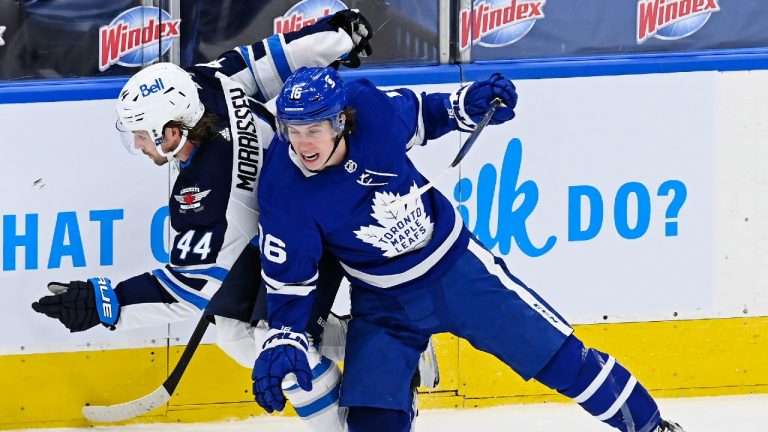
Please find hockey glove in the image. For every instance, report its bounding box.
[31,278,120,332]
[450,72,518,131]
[252,327,312,413]
[324,9,373,68]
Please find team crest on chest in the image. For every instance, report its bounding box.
[174,187,210,212]
[354,183,434,257]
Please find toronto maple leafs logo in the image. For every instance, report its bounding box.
[174,187,211,212]
[354,183,434,257]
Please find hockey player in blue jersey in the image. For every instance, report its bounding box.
[254,66,686,432]
[30,11,374,431]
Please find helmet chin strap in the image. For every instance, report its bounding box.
[156,130,189,162]
[315,133,344,171]
[314,117,346,171]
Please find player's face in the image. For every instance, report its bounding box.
[285,121,340,171]
[130,129,179,166]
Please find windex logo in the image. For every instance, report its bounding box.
[460,0,546,51]
[99,6,181,71]
[637,0,720,44]
[273,0,347,34]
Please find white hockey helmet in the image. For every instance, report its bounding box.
[116,63,205,161]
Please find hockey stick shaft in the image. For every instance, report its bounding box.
[163,316,209,394]
[450,98,502,168]
[387,98,501,209]
[82,316,210,423]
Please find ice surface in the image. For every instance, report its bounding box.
[11,394,768,431]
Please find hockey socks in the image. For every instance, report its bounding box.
[535,335,662,432]
[283,355,347,432]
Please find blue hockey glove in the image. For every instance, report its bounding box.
[252,328,312,413]
[323,9,373,68]
[450,72,518,131]
[31,278,120,332]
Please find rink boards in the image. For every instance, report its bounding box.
[2,59,768,428]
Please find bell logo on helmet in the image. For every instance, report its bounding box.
[139,78,165,97]
[290,85,304,100]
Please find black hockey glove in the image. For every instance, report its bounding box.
[31,278,120,332]
[325,9,373,68]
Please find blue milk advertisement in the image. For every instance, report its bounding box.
[407,72,715,324]
[0,70,727,353]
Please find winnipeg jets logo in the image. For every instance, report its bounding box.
[174,187,211,212]
[354,183,434,257]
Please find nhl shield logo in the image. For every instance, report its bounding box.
[174,187,211,212]
[344,160,358,173]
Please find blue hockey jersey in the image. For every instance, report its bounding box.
[258,79,470,332]
[113,22,357,329]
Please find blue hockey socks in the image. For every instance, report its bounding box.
[535,335,662,432]
[347,406,412,432]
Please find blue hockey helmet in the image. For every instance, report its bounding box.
[276,66,347,138]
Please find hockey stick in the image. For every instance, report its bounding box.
[82,316,210,423]
[387,98,502,210]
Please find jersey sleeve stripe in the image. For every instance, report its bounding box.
[257,40,285,99]
[176,266,229,282]
[163,265,207,291]
[262,271,318,296]
[167,265,223,298]
[266,284,317,297]
[152,269,210,310]
[237,46,257,84]
[237,45,271,102]
[406,92,426,150]
[265,34,293,83]
[261,271,318,288]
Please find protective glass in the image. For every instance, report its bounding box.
[116,119,154,155]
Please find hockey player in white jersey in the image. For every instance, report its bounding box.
[30,10,374,431]
[253,66,686,432]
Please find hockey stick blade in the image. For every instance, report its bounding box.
[82,386,171,423]
[82,316,210,423]
[386,98,502,210]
